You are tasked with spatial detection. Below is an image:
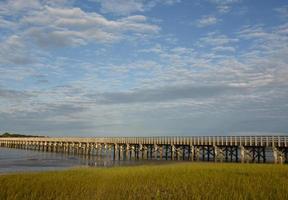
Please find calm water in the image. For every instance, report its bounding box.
[0,147,153,174]
[0,147,276,173]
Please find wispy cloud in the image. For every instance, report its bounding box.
[0,35,36,65]
[0,87,33,101]
[21,6,159,47]
[195,16,220,27]
[94,0,144,16]
[274,5,288,19]
[212,46,235,53]
[92,84,246,104]
[197,33,238,46]
[208,0,241,13]
[93,0,181,16]
[0,2,160,66]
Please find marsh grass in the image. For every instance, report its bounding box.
[0,163,288,200]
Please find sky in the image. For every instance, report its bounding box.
[0,0,288,136]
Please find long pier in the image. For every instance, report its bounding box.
[1,136,288,163]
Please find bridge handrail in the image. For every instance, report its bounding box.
[0,135,287,147]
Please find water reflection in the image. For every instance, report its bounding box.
[0,147,163,173]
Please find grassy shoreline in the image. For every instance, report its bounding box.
[1,163,287,200]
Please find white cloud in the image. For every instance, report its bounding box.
[94,0,181,16]
[209,0,240,3]
[96,0,144,16]
[0,17,16,29]
[195,16,220,27]
[212,46,235,52]
[216,5,231,13]
[197,33,238,46]
[0,0,41,15]
[208,0,241,14]
[275,5,288,19]
[0,35,35,65]
[237,25,269,39]
[1,4,160,49]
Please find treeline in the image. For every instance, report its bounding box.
[0,132,43,138]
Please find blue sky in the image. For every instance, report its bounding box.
[0,0,288,136]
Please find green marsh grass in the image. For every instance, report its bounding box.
[0,163,288,200]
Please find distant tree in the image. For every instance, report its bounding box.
[2,132,11,137]
[0,132,43,138]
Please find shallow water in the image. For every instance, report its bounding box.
[0,147,159,173]
[0,146,277,173]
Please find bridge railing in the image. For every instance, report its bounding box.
[0,136,287,147]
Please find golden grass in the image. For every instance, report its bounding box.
[0,163,288,200]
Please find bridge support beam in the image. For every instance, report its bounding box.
[273,147,288,164]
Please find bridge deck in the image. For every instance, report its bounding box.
[0,136,287,147]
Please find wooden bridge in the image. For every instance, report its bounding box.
[1,136,288,163]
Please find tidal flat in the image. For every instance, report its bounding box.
[0,163,288,200]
